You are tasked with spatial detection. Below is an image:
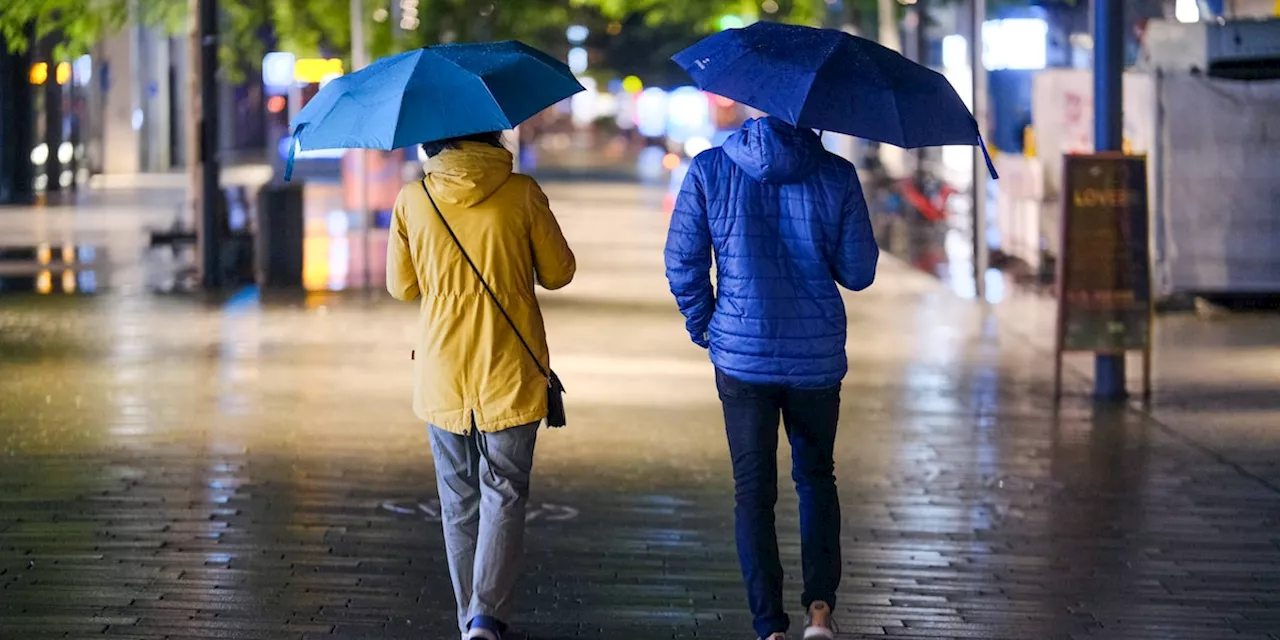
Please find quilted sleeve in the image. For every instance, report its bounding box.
[833,173,879,292]
[664,158,715,348]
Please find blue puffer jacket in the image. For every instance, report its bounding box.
[664,117,879,388]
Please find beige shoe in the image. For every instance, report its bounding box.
[803,601,836,639]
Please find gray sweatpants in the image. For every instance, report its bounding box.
[429,422,539,634]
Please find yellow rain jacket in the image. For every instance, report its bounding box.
[387,142,575,434]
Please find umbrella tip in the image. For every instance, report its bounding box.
[977,132,998,181]
[284,124,303,182]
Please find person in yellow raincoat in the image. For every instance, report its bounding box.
[386,131,575,640]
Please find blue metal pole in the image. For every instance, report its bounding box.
[1093,0,1126,400]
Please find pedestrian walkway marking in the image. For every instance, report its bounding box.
[380,499,579,523]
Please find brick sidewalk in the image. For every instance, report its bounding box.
[2,183,1278,639]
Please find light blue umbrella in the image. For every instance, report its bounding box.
[286,41,584,180]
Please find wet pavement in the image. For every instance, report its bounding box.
[2,182,1280,639]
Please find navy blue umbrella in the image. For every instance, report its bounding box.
[673,22,997,179]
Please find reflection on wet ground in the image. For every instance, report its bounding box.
[2,183,1279,639]
[0,244,104,295]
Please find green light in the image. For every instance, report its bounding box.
[718,15,746,30]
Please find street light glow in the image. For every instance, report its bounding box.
[568,47,589,74]
[1175,0,1200,23]
[566,25,589,44]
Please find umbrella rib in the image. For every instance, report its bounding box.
[794,37,847,130]
[425,50,515,132]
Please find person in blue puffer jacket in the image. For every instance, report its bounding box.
[665,115,878,640]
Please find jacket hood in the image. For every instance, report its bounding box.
[424,142,514,207]
[722,116,822,184]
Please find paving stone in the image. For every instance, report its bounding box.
[2,182,1278,639]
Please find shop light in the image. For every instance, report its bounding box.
[1176,0,1200,23]
[262,52,296,88]
[35,270,52,295]
[666,86,711,144]
[294,58,344,84]
[982,18,1047,71]
[942,35,967,71]
[55,62,71,85]
[29,62,47,85]
[636,88,669,138]
[684,136,712,157]
[622,75,643,94]
[568,47,588,74]
[77,271,97,294]
[73,55,92,86]
[571,76,598,127]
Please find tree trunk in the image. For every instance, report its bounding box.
[0,23,36,205]
[877,0,901,52]
[876,0,906,178]
[187,0,201,232]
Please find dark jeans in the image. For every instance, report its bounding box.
[716,369,842,638]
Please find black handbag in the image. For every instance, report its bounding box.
[421,181,567,427]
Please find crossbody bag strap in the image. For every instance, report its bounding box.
[421,181,551,381]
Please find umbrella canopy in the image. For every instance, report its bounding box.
[672,22,997,179]
[286,41,584,180]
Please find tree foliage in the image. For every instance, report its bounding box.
[2,0,1079,66]
[0,0,183,57]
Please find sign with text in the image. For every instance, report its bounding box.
[1054,154,1153,397]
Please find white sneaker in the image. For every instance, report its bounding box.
[803,601,836,639]
[465,629,499,640]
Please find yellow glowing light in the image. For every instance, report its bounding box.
[29,62,48,85]
[62,270,77,294]
[36,244,51,265]
[55,62,71,85]
[303,236,330,291]
[35,270,53,294]
[61,244,76,264]
[294,58,343,84]
[662,153,681,171]
[622,75,643,94]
